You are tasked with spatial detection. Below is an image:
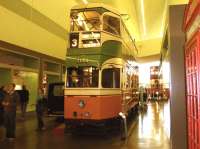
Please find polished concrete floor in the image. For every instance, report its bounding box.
[0,101,170,149]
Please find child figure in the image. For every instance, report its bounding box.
[36,89,45,131]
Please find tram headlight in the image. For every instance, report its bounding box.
[78,100,86,108]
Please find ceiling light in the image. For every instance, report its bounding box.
[140,0,146,37]
[82,0,88,4]
[160,0,167,37]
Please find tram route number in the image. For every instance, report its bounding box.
[70,33,79,48]
[71,39,78,47]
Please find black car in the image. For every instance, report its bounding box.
[47,82,64,116]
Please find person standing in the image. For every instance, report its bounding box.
[71,69,78,87]
[20,85,29,119]
[143,88,148,104]
[2,83,20,141]
[0,86,5,126]
[36,88,46,131]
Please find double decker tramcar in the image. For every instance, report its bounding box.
[64,3,139,128]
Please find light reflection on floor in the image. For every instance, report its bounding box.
[163,101,170,138]
[128,101,170,149]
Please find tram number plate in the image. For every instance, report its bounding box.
[78,58,89,63]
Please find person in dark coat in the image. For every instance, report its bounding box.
[0,86,5,126]
[143,88,148,103]
[36,89,46,131]
[20,85,29,119]
[2,83,20,141]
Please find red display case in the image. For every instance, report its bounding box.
[184,1,200,148]
[148,66,169,100]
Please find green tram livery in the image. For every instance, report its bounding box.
[64,3,139,128]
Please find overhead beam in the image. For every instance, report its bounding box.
[0,0,67,39]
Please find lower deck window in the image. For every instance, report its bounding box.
[102,68,120,88]
[67,67,99,88]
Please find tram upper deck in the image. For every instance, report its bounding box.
[68,3,137,66]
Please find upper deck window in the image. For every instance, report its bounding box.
[70,11,101,31]
[103,15,120,36]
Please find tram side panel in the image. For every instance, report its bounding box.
[64,94,122,121]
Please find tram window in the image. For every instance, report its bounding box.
[67,67,99,88]
[70,11,101,31]
[103,15,120,36]
[102,68,120,88]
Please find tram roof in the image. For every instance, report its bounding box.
[71,3,120,15]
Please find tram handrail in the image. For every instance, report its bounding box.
[120,18,138,54]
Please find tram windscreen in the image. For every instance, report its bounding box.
[103,15,120,36]
[70,10,101,31]
[66,67,99,88]
[102,68,120,88]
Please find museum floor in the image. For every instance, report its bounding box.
[0,101,170,149]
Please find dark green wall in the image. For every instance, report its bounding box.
[0,68,12,87]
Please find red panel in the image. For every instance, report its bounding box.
[185,29,200,149]
[64,95,122,120]
[183,0,200,32]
